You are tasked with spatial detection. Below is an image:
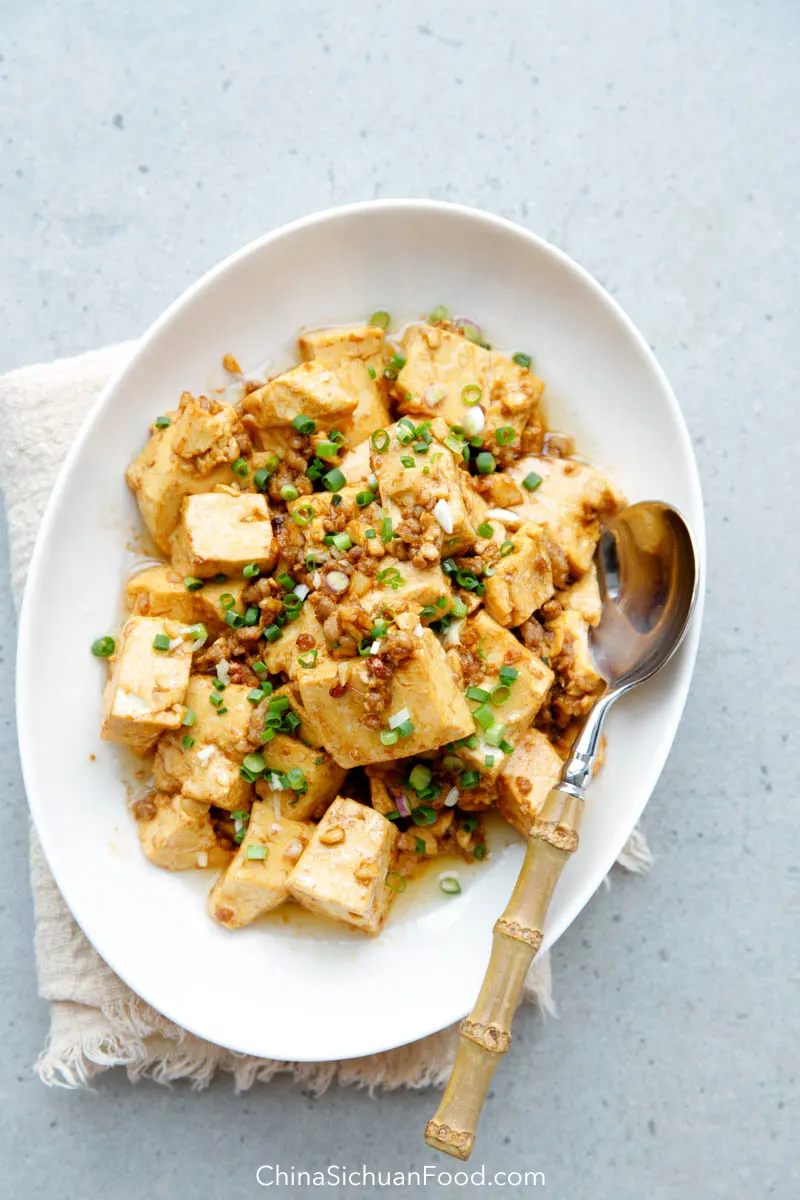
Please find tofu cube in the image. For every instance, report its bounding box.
[287,797,398,934]
[559,562,602,626]
[496,729,564,836]
[364,557,452,611]
[297,629,473,767]
[170,490,275,578]
[254,735,347,821]
[508,456,625,576]
[339,437,372,486]
[263,601,330,679]
[483,525,554,627]
[455,611,554,781]
[210,802,313,928]
[137,793,225,871]
[240,361,357,431]
[152,678,254,810]
[101,616,193,755]
[370,421,485,558]
[126,565,246,635]
[299,325,391,448]
[126,394,244,552]
[548,609,606,716]
[395,324,544,446]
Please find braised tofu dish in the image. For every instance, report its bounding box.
[93,309,624,937]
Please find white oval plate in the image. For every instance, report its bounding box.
[17,201,705,1062]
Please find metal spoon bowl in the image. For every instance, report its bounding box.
[426,501,699,1161]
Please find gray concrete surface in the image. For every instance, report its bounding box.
[1,1,798,1197]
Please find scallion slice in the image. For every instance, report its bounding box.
[91,636,115,658]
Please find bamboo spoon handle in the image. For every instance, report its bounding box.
[425,785,584,1161]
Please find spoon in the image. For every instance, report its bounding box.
[425,501,699,1160]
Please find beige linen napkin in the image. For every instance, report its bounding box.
[0,344,652,1090]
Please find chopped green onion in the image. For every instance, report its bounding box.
[225,610,244,629]
[484,724,506,747]
[460,815,479,832]
[409,764,433,792]
[465,734,479,749]
[400,455,415,468]
[473,703,495,730]
[269,696,290,713]
[182,735,195,749]
[491,685,511,706]
[214,573,227,583]
[152,633,171,651]
[522,471,543,492]
[498,665,519,683]
[292,505,314,526]
[243,562,260,580]
[279,484,299,503]
[475,451,496,475]
[388,353,406,371]
[91,636,115,658]
[512,352,532,369]
[219,593,236,610]
[411,805,437,826]
[315,441,338,459]
[477,522,494,538]
[495,426,516,445]
[331,532,352,552]
[444,434,465,455]
[371,429,389,453]
[440,875,462,895]
[415,836,427,855]
[369,310,390,329]
[461,384,482,406]
[247,688,265,705]
[430,304,450,324]
[396,719,415,738]
[246,844,268,860]
[252,660,267,680]
[292,414,316,435]
[264,624,282,642]
[322,467,346,493]
[154,415,171,429]
[182,708,196,726]
[386,872,406,893]
[367,365,377,380]
[253,468,270,492]
[474,843,487,860]
[365,528,376,539]
[500,540,515,557]
[242,753,266,776]
[380,516,393,544]
[466,686,489,703]
[275,572,294,590]
[460,771,481,789]
[212,678,226,692]
[356,490,376,507]
[298,650,318,669]
[500,739,515,755]
[184,576,204,591]
[285,767,306,791]
[307,458,325,482]
[244,606,260,626]
[209,692,223,709]
[455,569,478,590]
[450,597,468,619]
[231,457,249,477]
[380,729,399,746]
